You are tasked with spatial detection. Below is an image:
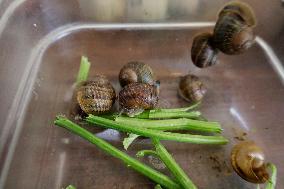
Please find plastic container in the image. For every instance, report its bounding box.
[0,0,283,188]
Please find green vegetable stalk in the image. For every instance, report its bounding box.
[136,110,201,119]
[115,117,222,133]
[65,185,76,189]
[265,163,277,189]
[106,103,202,120]
[76,56,91,84]
[153,102,201,112]
[86,115,228,145]
[152,138,197,189]
[54,116,181,189]
[136,150,160,158]
[155,185,163,189]
[123,133,140,150]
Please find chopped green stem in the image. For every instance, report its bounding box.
[76,56,91,84]
[153,102,201,113]
[115,117,222,133]
[136,150,160,158]
[155,184,163,189]
[87,115,228,145]
[135,110,201,119]
[136,111,201,119]
[54,116,181,189]
[152,138,197,189]
[195,115,208,121]
[265,163,277,189]
[123,133,139,150]
[65,185,76,189]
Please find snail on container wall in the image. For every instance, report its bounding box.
[213,12,255,55]
[191,32,219,68]
[218,1,256,27]
[191,1,257,68]
[76,75,116,115]
[213,1,256,55]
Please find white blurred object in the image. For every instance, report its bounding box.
[127,0,168,21]
[168,0,199,16]
[79,0,126,22]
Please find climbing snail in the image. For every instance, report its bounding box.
[213,12,255,55]
[213,1,256,55]
[191,32,219,68]
[218,1,256,27]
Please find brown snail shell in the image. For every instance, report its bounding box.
[178,74,206,102]
[191,32,219,68]
[213,12,255,55]
[231,141,269,183]
[218,1,256,27]
[76,75,116,115]
[119,61,156,87]
[119,82,159,116]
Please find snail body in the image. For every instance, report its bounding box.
[218,1,256,27]
[119,82,159,116]
[178,74,206,102]
[213,12,255,55]
[231,141,269,183]
[119,61,156,87]
[191,32,219,68]
[76,75,116,115]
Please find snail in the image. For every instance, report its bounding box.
[218,1,256,27]
[119,61,156,87]
[119,82,159,116]
[191,32,219,68]
[231,141,269,183]
[178,74,206,102]
[76,75,116,115]
[213,12,255,55]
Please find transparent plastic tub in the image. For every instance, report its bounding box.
[0,0,284,188]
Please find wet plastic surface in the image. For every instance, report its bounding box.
[0,0,284,189]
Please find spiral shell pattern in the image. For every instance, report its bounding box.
[119,82,159,116]
[119,61,155,87]
[77,75,116,114]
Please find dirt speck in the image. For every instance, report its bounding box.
[209,155,232,176]
[234,132,247,141]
